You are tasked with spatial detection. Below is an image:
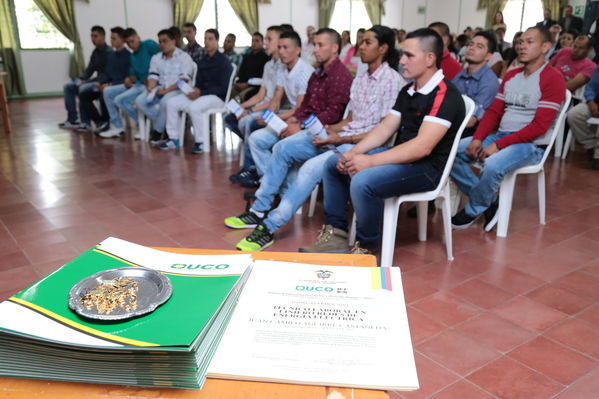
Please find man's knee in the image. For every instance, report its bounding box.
[63,82,77,94]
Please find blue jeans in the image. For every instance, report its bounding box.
[135,89,182,133]
[450,132,544,217]
[251,130,354,232]
[103,84,127,128]
[323,147,441,249]
[224,112,262,171]
[114,84,145,124]
[249,126,279,176]
[63,81,95,123]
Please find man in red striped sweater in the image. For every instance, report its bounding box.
[451,26,566,230]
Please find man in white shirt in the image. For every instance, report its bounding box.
[135,29,194,141]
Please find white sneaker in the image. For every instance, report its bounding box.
[133,131,141,140]
[99,127,123,138]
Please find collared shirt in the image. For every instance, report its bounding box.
[294,57,353,125]
[224,50,242,70]
[195,51,233,101]
[258,58,285,106]
[99,48,131,85]
[79,44,112,81]
[148,47,194,88]
[183,41,206,63]
[440,49,462,80]
[452,64,500,122]
[341,62,406,137]
[129,40,160,83]
[390,69,466,170]
[276,58,314,108]
[237,49,270,83]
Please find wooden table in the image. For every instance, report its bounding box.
[0,72,11,134]
[0,249,387,399]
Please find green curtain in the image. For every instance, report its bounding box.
[363,0,385,25]
[0,0,25,96]
[33,0,85,78]
[229,0,259,35]
[542,0,570,21]
[173,0,205,29]
[318,0,336,29]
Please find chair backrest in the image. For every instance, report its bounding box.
[535,89,572,165]
[190,62,198,86]
[430,95,475,197]
[573,84,585,102]
[223,63,238,104]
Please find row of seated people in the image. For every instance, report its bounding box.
[221,24,566,255]
[59,23,269,154]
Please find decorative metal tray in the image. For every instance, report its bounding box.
[68,267,172,321]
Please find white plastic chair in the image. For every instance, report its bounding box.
[486,90,571,237]
[558,85,585,159]
[348,95,475,267]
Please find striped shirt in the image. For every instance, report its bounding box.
[148,47,194,88]
[340,62,406,137]
[276,58,314,108]
[474,63,566,147]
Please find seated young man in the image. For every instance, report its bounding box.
[300,28,466,255]
[162,29,232,154]
[550,34,596,93]
[225,25,405,252]
[566,65,599,170]
[247,30,314,181]
[451,26,566,230]
[102,28,160,139]
[223,33,242,70]
[428,22,462,80]
[182,22,206,63]
[232,32,270,101]
[59,26,111,130]
[225,25,286,185]
[135,29,194,143]
[78,27,130,136]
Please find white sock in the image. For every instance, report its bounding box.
[251,209,264,218]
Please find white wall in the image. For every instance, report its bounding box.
[21,0,488,94]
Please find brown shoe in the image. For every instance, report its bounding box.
[298,225,349,253]
[350,241,381,264]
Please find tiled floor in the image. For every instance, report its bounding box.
[1,98,599,398]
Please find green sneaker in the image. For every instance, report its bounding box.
[236,224,274,251]
[224,209,262,229]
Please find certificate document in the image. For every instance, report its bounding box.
[208,260,419,391]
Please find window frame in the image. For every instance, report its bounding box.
[195,0,252,48]
[11,0,71,51]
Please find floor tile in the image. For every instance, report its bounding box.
[406,306,446,345]
[577,304,599,328]
[478,267,546,295]
[492,296,568,332]
[553,272,599,300]
[429,379,494,398]
[457,312,536,352]
[412,292,481,327]
[450,278,514,309]
[526,284,594,315]
[393,353,459,399]
[545,318,599,359]
[555,367,599,399]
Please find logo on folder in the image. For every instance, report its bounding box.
[315,270,332,280]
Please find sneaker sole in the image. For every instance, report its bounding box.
[451,220,476,230]
[236,240,273,252]
[224,222,258,229]
[484,212,499,232]
[297,247,350,254]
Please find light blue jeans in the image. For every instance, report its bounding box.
[113,84,145,124]
[248,125,279,176]
[251,130,354,233]
[135,89,182,133]
[450,132,544,217]
[103,84,127,128]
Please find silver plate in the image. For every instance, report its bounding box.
[68,267,172,321]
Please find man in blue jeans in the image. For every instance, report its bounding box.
[300,28,466,255]
[101,28,160,139]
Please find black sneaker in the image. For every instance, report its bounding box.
[235,223,274,251]
[407,200,436,218]
[191,143,203,154]
[224,209,263,229]
[58,120,79,129]
[239,170,260,188]
[95,121,109,133]
[229,169,253,183]
[483,200,499,232]
[149,130,165,145]
[451,209,477,229]
[592,158,599,170]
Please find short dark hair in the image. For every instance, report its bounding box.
[110,27,125,39]
[562,28,580,38]
[575,34,594,48]
[279,24,294,33]
[527,26,552,43]
[183,22,197,31]
[205,28,219,41]
[406,28,444,69]
[474,30,497,54]
[158,29,176,40]
[357,28,366,34]
[123,28,137,39]
[252,31,264,40]
[226,33,236,40]
[267,25,284,36]
[314,28,341,53]
[169,26,181,39]
[564,5,573,10]
[91,25,105,36]
[279,30,302,48]
[428,21,450,38]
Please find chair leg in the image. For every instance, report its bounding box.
[554,119,565,157]
[416,201,428,242]
[202,114,211,153]
[381,198,401,267]
[349,213,357,246]
[496,174,517,238]
[179,112,187,152]
[439,189,454,261]
[239,142,245,167]
[308,185,319,217]
[137,110,146,140]
[537,169,546,225]
[561,129,574,160]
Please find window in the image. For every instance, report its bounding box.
[503,0,543,42]
[329,0,371,43]
[194,0,251,48]
[13,0,71,49]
